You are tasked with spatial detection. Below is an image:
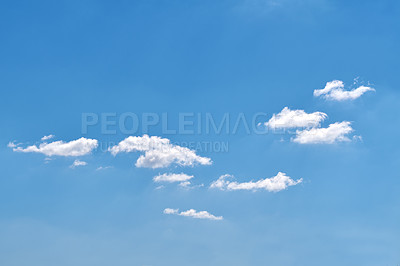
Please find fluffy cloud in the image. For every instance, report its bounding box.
[293,121,353,144]
[70,159,87,168]
[12,137,98,157]
[109,135,212,168]
[210,172,302,192]
[314,80,375,101]
[153,173,194,183]
[163,208,223,220]
[41,134,55,141]
[265,107,327,129]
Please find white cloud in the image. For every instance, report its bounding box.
[314,80,375,101]
[293,121,353,144]
[178,181,192,188]
[44,157,53,164]
[163,208,223,221]
[7,142,17,148]
[70,159,87,168]
[153,173,203,189]
[109,135,212,168]
[265,107,327,129]
[41,134,55,141]
[12,137,98,157]
[178,181,204,190]
[164,208,179,214]
[153,173,194,183]
[210,172,302,192]
[96,166,113,171]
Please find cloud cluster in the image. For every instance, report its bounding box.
[263,107,353,144]
[210,172,302,192]
[293,121,354,144]
[109,135,212,168]
[265,107,327,129]
[163,208,223,220]
[12,137,98,157]
[314,80,375,101]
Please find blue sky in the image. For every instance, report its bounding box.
[1,0,400,265]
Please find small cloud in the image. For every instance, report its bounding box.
[178,181,204,190]
[292,121,354,144]
[44,157,53,164]
[70,159,87,168]
[153,173,194,183]
[96,166,113,171]
[12,137,98,157]
[265,107,327,129]
[163,208,179,214]
[314,80,375,101]
[109,135,212,168]
[179,181,191,188]
[163,208,223,221]
[7,142,17,148]
[41,134,55,141]
[210,172,302,192]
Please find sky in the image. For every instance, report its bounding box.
[1,0,400,265]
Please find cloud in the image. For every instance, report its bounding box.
[265,107,327,129]
[109,135,212,168]
[70,159,87,168]
[178,181,204,190]
[41,134,55,141]
[12,137,98,157]
[163,208,223,220]
[178,181,192,188]
[96,166,113,171]
[210,172,302,192]
[153,173,194,183]
[44,157,53,164]
[153,173,203,189]
[314,80,375,101]
[164,208,179,214]
[7,142,17,148]
[292,121,353,144]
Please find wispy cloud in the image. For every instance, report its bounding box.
[265,107,327,129]
[164,208,223,221]
[153,173,203,189]
[96,166,113,171]
[70,159,87,168]
[41,134,55,141]
[7,142,17,148]
[210,172,302,192]
[11,137,98,157]
[153,173,194,183]
[178,181,204,190]
[293,121,353,144]
[314,80,375,101]
[109,135,212,168]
